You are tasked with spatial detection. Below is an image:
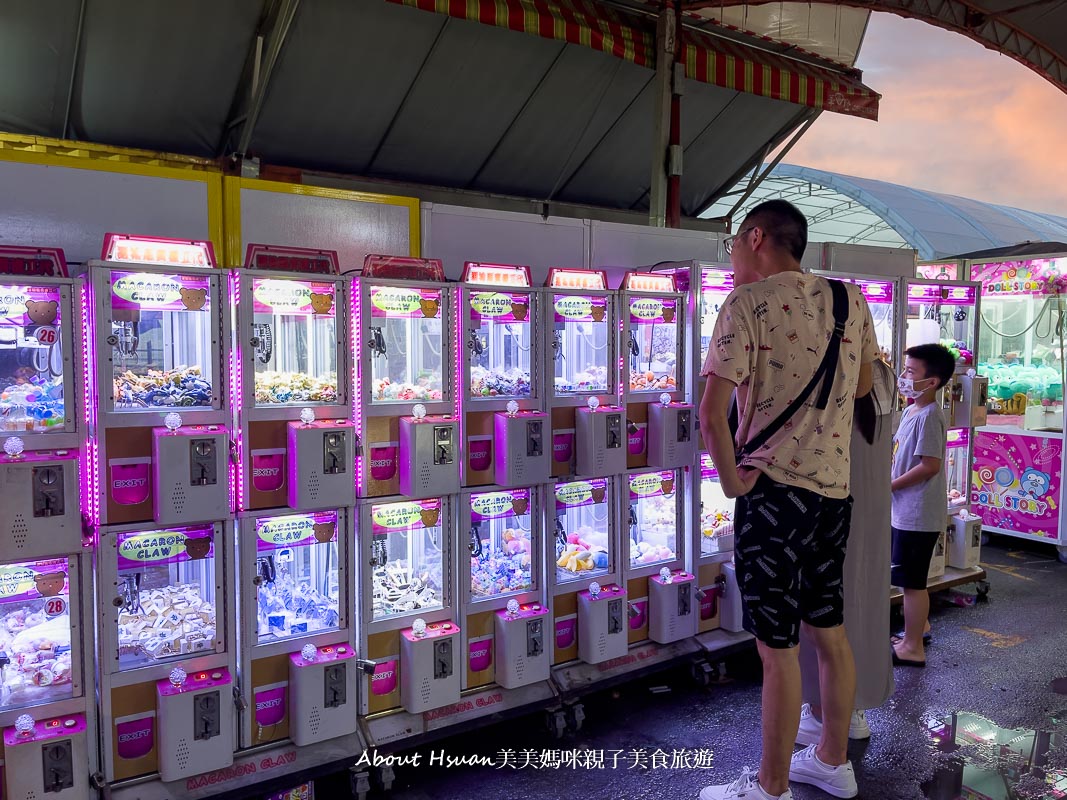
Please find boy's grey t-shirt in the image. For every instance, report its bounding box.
[891,402,947,532]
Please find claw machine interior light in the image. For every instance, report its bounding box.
[817,272,899,368]
[969,254,1067,549]
[459,262,546,487]
[544,268,618,478]
[359,496,455,717]
[619,272,688,470]
[97,521,234,783]
[81,234,230,527]
[238,508,353,748]
[356,256,455,498]
[460,487,546,691]
[236,245,352,511]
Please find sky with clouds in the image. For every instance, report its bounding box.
[786,13,1067,219]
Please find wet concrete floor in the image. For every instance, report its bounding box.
[316,537,1067,800]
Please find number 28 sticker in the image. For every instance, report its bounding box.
[44,597,67,618]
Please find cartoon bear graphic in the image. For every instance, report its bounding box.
[309,292,334,315]
[179,287,207,311]
[419,297,439,318]
[420,507,441,527]
[33,571,66,598]
[313,521,336,543]
[24,299,59,325]
[184,536,211,559]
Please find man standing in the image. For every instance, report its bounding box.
[698,200,878,800]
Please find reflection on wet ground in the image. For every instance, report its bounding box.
[924,711,1066,799]
[308,539,1067,800]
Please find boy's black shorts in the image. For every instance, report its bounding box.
[890,527,940,590]
[733,473,853,649]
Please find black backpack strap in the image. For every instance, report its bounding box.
[737,278,850,459]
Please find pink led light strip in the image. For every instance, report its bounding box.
[351,277,364,495]
[79,281,100,542]
[228,270,244,512]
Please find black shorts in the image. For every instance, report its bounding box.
[890,527,940,590]
[733,473,853,649]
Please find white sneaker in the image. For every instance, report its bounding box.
[795,704,872,746]
[788,744,858,799]
[700,766,794,800]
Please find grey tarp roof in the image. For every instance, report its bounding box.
[0,0,836,217]
[703,163,1067,260]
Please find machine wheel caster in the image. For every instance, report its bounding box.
[349,768,371,800]
[690,659,713,687]
[1057,547,1067,565]
[546,708,567,739]
[566,702,585,733]
[975,581,991,602]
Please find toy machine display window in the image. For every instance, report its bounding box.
[252,510,342,645]
[699,454,734,557]
[367,285,445,406]
[622,272,683,397]
[548,269,614,398]
[698,267,734,374]
[0,557,80,713]
[553,478,612,587]
[463,263,535,401]
[107,524,221,670]
[368,498,447,623]
[626,469,682,572]
[468,488,536,603]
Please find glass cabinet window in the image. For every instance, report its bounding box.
[700,270,733,373]
[904,282,977,362]
[370,499,445,621]
[628,295,679,393]
[852,279,896,367]
[554,479,611,585]
[468,291,532,399]
[946,429,970,510]
[700,457,734,557]
[253,511,341,644]
[368,286,444,404]
[0,557,75,711]
[0,285,67,432]
[251,278,340,406]
[469,489,534,601]
[112,526,217,669]
[628,471,679,568]
[109,271,216,410]
[552,294,610,395]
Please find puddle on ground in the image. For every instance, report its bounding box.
[924,711,1066,799]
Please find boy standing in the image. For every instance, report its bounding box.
[890,343,958,668]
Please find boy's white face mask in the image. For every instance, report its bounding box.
[898,375,935,400]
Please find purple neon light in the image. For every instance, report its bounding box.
[352,277,364,495]
[229,270,244,512]
[79,281,100,540]
[453,285,465,469]
[907,283,976,305]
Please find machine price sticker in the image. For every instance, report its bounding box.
[553,294,607,323]
[468,292,530,322]
[629,471,676,499]
[111,271,212,312]
[43,596,68,618]
[471,489,530,521]
[370,286,441,318]
[256,511,338,550]
[116,530,215,568]
[555,479,608,509]
[0,284,63,324]
[629,297,676,324]
[35,325,58,344]
[252,279,336,315]
[372,499,441,533]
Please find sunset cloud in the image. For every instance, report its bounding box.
[788,14,1067,218]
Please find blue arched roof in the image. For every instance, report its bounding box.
[703,163,1067,261]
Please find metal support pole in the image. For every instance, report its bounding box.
[648,7,677,228]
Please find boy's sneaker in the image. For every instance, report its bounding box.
[788,745,858,799]
[700,767,794,800]
[795,704,872,746]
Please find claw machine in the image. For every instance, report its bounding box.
[236,508,359,750]
[79,234,232,529]
[619,272,690,470]
[96,521,236,784]
[0,245,95,800]
[543,269,620,479]
[353,256,458,500]
[356,494,456,746]
[443,485,554,731]
[458,263,548,488]
[813,271,900,369]
[967,252,1067,560]
[233,245,353,512]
